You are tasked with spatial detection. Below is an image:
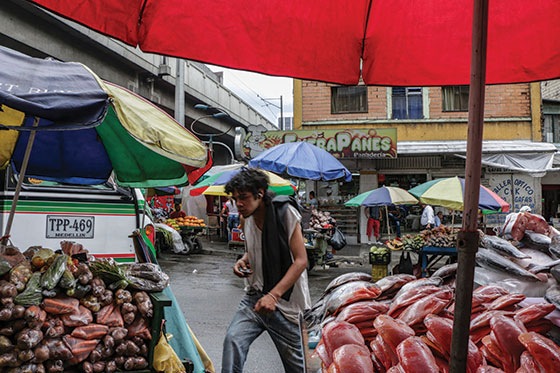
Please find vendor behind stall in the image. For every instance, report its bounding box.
[169,203,186,219]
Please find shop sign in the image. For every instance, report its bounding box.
[238,125,397,159]
[485,174,539,226]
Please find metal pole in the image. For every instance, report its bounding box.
[385,206,391,237]
[280,95,284,130]
[175,59,185,126]
[450,0,489,371]
[2,117,39,246]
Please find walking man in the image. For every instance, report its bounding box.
[222,197,240,240]
[221,168,310,373]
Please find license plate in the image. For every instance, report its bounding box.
[46,215,95,239]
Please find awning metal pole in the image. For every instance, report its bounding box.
[450,0,489,371]
[1,117,39,246]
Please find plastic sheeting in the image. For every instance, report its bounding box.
[456,151,557,177]
[162,286,206,373]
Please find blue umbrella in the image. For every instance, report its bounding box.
[248,142,352,181]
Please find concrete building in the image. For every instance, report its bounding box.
[0,0,274,165]
[293,79,560,243]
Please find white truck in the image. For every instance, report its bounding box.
[0,167,155,262]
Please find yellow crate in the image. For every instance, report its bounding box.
[371,264,388,281]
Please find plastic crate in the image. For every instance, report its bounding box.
[369,250,391,265]
[231,228,245,243]
[371,264,388,281]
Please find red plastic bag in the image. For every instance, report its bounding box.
[127,316,151,340]
[43,297,79,315]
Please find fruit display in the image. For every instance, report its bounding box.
[309,210,336,230]
[0,241,168,372]
[165,216,206,230]
[164,219,181,231]
[179,216,206,228]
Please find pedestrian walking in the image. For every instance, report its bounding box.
[221,168,310,373]
[221,197,240,240]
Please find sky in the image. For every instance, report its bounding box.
[207,65,293,126]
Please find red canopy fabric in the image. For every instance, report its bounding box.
[28,0,560,86]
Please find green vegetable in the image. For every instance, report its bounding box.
[40,254,67,290]
[73,284,91,299]
[108,279,129,291]
[59,270,76,290]
[0,259,11,276]
[89,260,130,288]
[156,227,174,248]
[14,273,43,307]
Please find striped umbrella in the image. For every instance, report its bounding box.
[345,186,418,207]
[408,176,509,213]
[190,168,295,196]
[345,186,418,237]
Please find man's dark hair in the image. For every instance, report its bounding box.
[225,168,269,198]
[309,191,315,198]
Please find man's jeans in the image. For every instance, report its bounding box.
[388,213,401,237]
[221,291,304,373]
[227,214,240,241]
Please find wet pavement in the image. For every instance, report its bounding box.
[158,238,371,372]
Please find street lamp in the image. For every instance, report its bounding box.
[190,105,236,164]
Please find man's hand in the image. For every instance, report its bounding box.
[233,259,252,278]
[254,293,277,315]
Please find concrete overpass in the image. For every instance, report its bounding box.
[0,0,276,164]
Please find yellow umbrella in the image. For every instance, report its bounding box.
[196,169,296,196]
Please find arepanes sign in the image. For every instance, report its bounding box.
[241,126,397,159]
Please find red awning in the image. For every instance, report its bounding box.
[28,0,560,86]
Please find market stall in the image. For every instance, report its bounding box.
[0,242,170,372]
[0,48,211,372]
[302,211,560,372]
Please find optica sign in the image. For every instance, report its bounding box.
[240,126,397,159]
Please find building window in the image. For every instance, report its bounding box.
[392,87,423,119]
[442,85,469,112]
[544,114,560,143]
[331,86,368,114]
